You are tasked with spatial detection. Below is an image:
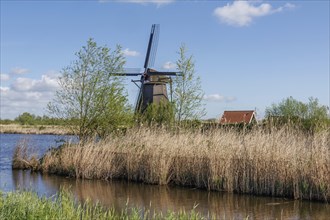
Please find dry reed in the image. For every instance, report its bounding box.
[12,139,40,171]
[36,128,330,202]
[0,124,71,135]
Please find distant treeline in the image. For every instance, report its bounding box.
[1,96,329,135]
[0,112,68,126]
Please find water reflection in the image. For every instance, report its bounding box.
[11,170,330,219]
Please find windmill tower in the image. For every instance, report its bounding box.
[116,24,181,113]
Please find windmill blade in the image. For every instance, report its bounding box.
[114,73,142,76]
[148,71,182,76]
[144,24,160,69]
[149,24,159,68]
[124,68,143,73]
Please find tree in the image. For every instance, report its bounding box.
[265,96,329,131]
[48,39,132,140]
[139,101,174,127]
[173,44,205,124]
[15,112,36,125]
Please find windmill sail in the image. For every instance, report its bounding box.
[144,24,159,69]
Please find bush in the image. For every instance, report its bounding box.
[265,97,329,132]
[138,101,175,127]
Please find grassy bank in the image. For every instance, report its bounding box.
[0,124,72,135]
[13,128,330,202]
[0,189,205,220]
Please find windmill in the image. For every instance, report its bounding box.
[115,24,181,113]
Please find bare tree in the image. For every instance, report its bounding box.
[173,44,205,123]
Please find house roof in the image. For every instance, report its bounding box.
[219,110,256,124]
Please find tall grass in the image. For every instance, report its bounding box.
[0,189,205,220]
[15,127,330,202]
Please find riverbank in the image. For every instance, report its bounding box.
[0,124,72,135]
[0,189,205,220]
[13,128,330,202]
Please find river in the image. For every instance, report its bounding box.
[0,133,329,219]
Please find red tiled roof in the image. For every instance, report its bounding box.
[219,111,256,124]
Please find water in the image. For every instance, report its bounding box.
[0,133,329,219]
[0,133,76,192]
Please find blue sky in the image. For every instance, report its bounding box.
[1,0,329,120]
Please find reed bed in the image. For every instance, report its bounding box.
[12,139,40,171]
[0,189,205,220]
[16,128,330,202]
[0,124,71,135]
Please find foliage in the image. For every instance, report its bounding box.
[138,101,175,127]
[173,44,205,123]
[11,112,68,126]
[0,189,205,220]
[15,112,36,125]
[265,96,329,132]
[0,119,14,125]
[48,39,132,140]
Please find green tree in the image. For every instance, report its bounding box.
[265,96,329,131]
[48,39,132,140]
[15,112,36,125]
[173,44,205,124]
[139,101,174,127]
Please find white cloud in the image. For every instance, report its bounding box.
[274,3,296,12]
[10,67,30,75]
[204,94,237,103]
[0,72,60,119]
[0,86,10,93]
[225,96,237,102]
[213,1,295,27]
[122,48,140,57]
[283,3,295,9]
[11,78,34,91]
[162,61,176,70]
[0,73,10,81]
[11,74,59,92]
